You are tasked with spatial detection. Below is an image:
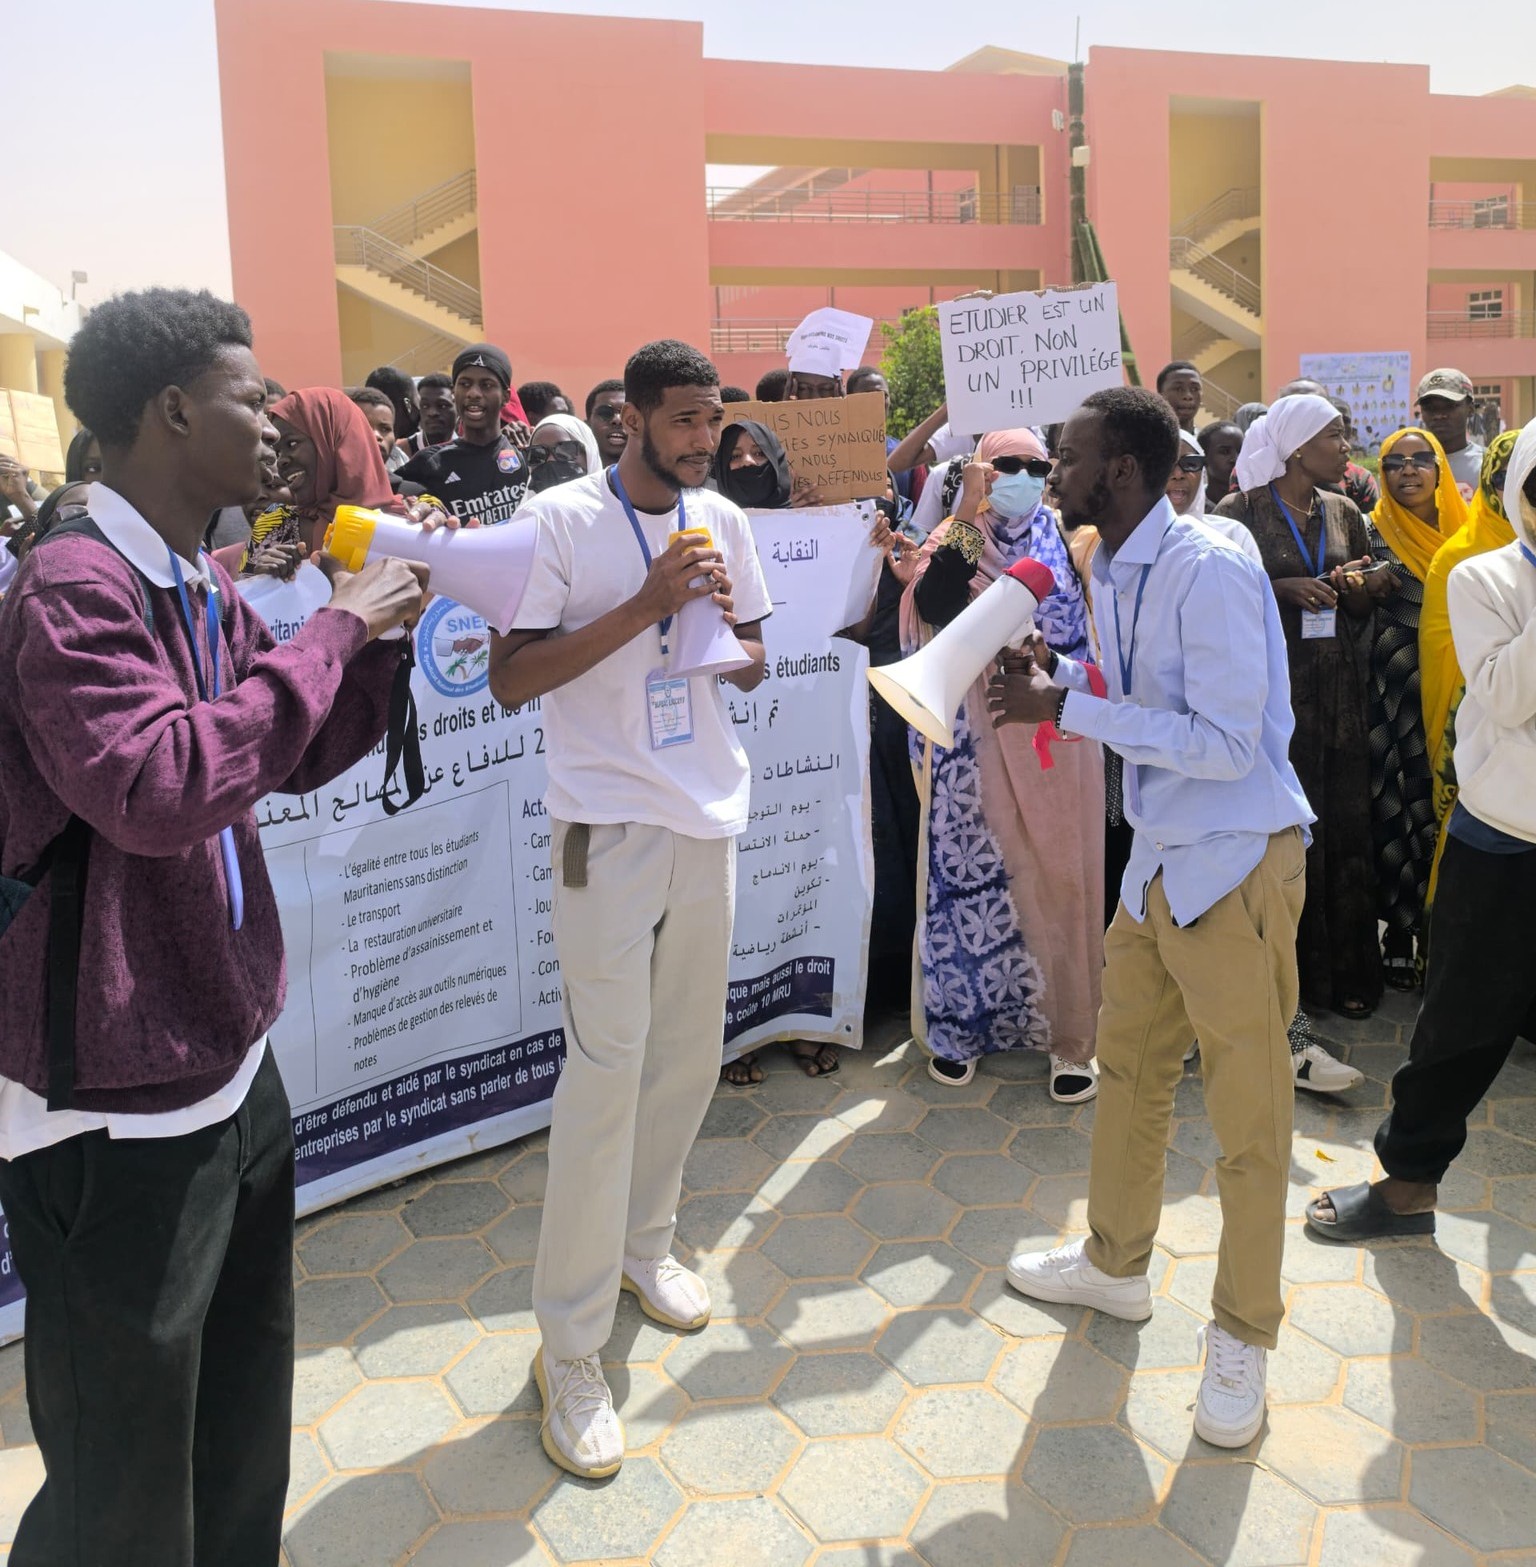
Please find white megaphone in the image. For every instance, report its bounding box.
[867,558,1055,748]
[322,505,537,635]
[668,526,752,678]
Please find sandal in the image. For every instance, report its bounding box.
[790,1041,840,1078]
[720,1052,763,1087]
[1304,1181,1435,1243]
[927,1056,976,1086]
[1334,997,1376,1021]
[1383,957,1418,992]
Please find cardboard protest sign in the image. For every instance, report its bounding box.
[940,283,1123,434]
[0,396,17,462]
[7,392,67,475]
[724,391,888,505]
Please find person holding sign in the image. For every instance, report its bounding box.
[1214,396,1383,1028]
[489,340,770,1480]
[0,288,429,1566]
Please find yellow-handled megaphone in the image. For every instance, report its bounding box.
[667,526,752,678]
[867,558,1055,748]
[324,505,537,635]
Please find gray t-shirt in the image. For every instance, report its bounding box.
[1445,441,1485,499]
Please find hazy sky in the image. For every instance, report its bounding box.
[8,0,1532,305]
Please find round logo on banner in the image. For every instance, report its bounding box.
[418,597,492,698]
[497,447,521,473]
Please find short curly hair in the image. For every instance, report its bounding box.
[624,340,718,415]
[1082,386,1182,492]
[64,288,253,448]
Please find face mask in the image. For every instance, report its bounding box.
[528,458,585,493]
[988,471,1046,519]
[729,463,782,509]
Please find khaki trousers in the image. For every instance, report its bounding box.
[534,820,735,1361]
[1085,827,1305,1348]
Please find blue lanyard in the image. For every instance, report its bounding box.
[1111,565,1152,698]
[610,464,686,658]
[1521,543,1536,571]
[1269,485,1323,576]
[167,547,244,930]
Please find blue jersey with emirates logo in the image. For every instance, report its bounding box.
[396,432,528,525]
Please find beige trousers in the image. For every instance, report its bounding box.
[1085,827,1305,1348]
[533,820,735,1361]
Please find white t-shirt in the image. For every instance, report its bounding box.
[512,471,773,839]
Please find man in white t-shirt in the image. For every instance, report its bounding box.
[490,340,772,1479]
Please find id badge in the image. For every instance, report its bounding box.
[1300,608,1337,640]
[647,670,695,750]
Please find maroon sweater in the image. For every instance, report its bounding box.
[0,534,404,1112]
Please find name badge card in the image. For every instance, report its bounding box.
[647,671,695,750]
[1300,608,1337,640]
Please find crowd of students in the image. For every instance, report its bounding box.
[1,284,1534,1556]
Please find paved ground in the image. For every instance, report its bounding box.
[0,989,1534,1565]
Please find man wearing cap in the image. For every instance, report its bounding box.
[396,342,529,524]
[1415,368,1484,499]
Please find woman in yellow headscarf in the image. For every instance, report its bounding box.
[1418,428,1520,905]
[1368,427,1468,988]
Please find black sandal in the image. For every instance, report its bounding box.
[1335,997,1377,1020]
[1383,957,1418,992]
[720,1052,764,1087]
[1305,1182,1435,1242]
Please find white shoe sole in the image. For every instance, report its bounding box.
[533,1352,624,1479]
[1194,1399,1265,1448]
[1004,1261,1153,1321]
[928,1058,977,1086]
[1049,1073,1098,1105]
[620,1272,710,1331]
[1293,1068,1364,1095]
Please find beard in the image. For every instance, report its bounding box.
[1058,473,1113,532]
[640,423,689,493]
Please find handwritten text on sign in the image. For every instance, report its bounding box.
[939,284,1123,434]
[723,392,888,505]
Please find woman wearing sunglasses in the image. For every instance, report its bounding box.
[1366,430,1467,990]
[898,428,1104,1103]
[525,413,601,496]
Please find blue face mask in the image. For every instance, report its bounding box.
[988,471,1046,519]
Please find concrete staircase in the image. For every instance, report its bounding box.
[1169,187,1262,349]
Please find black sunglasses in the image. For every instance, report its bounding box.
[590,403,624,422]
[527,441,588,467]
[1174,454,1206,474]
[1381,451,1438,475]
[990,456,1054,479]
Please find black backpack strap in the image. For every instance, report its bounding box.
[380,643,426,817]
[44,815,90,1111]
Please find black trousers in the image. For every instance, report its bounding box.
[1376,832,1536,1184]
[0,1048,295,1567]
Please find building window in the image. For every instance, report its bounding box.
[1472,196,1510,229]
[1467,290,1504,321]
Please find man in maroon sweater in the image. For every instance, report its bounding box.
[0,288,428,1566]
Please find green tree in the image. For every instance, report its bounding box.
[878,307,945,437]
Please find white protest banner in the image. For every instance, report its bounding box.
[236,563,333,642]
[787,307,874,379]
[939,283,1123,435]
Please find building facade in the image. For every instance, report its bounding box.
[0,250,82,481]
[215,0,1536,428]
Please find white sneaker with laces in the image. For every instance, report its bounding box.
[1005,1237,1152,1320]
[1292,1041,1364,1094]
[1194,1321,1268,1447]
[620,1254,712,1330]
[535,1349,625,1478]
[1049,1055,1099,1104]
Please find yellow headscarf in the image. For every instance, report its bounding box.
[1370,427,1466,583]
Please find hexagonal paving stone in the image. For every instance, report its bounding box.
[444,1332,540,1417]
[296,1212,411,1276]
[674,1193,778,1252]
[1359,1241,1484,1312]
[483,1204,544,1265]
[875,1309,1003,1385]
[353,1303,479,1378]
[653,1496,812,1567]
[660,1402,800,1492]
[406,1521,554,1567]
[1008,1125,1094,1175]
[682,1137,774,1193]
[1317,1507,1476,1567]
[918,1106,1013,1153]
[496,1150,549,1205]
[1412,1444,1536,1551]
[988,1081,1079,1128]
[995,1336,1127,1423]
[604,1291,688,1366]
[816,1549,926,1567]
[767,1280,891,1350]
[606,1362,688,1448]
[421,1416,552,1515]
[908,1478,1066,1567]
[1280,1224,1363,1284]
[1258,1404,1404,1504]
[284,1472,438,1567]
[752,1066,848,1115]
[761,1215,875,1280]
[755,1159,863,1215]
[752,1112,853,1162]
[1459,1127,1536,1175]
[664,1321,793,1400]
[838,1132,942,1184]
[948,1206,1058,1268]
[1062,1524,1208,1567]
[1151,1194,1226,1256]
[970,1268,1083,1339]
[1343,1356,1480,1444]
[1265,1329,1344,1406]
[1431,1209,1536,1273]
[377,1237,497,1304]
[834,1088,926,1133]
[852,1182,960,1241]
[894,1385,1028,1477]
[466,1265,536,1334]
[1160,1463,1315,1567]
[1023,1422,1163,1525]
[291,1345,364,1424]
[696,1094,767,1140]
[1285,1283,1413,1358]
[1086,1297,1205,1371]
[683,1247,787,1320]
[1493,1272,1536,1336]
[779,1438,927,1542]
[1118,1367,1202,1460]
[531,1457,684,1563]
[772,1349,907,1436]
[295,1276,388,1348]
[1418,1309,1536,1390]
[861,1241,979,1308]
[400,1178,509,1236]
[930,1152,1035,1207]
[1486,1388,1536,1474]
[318,1380,460,1470]
[1493,1174,1536,1227]
[902,1061,997,1106]
[287,1429,329,1509]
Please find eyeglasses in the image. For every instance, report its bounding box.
[1174,454,1206,475]
[527,441,588,467]
[590,403,624,423]
[1381,452,1439,475]
[990,456,1054,478]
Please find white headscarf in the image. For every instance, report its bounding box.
[1504,420,1536,552]
[1233,393,1340,492]
[1175,429,1206,517]
[532,412,601,477]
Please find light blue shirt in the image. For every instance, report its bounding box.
[1055,497,1314,925]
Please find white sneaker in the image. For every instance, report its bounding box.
[1005,1238,1152,1321]
[535,1349,625,1478]
[1292,1041,1364,1094]
[620,1254,712,1330]
[1183,1041,1199,1063]
[1049,1054,1098,1104]
[1194,1321,1267,1447]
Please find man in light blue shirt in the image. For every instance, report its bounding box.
[989,387,1312,1452]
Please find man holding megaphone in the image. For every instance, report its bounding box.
[990,388,1314,1452]
[488,340,771,1480]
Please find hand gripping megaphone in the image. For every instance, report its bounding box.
[867,558,1055,748]
[323,505,537,634]
[668,527,752,678]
